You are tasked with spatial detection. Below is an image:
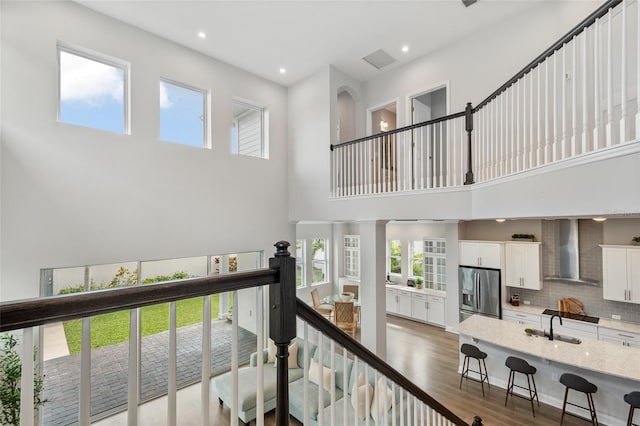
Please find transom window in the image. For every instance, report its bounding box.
[232,100,267,158]
[58,45,128,134]
[160,79,208,148]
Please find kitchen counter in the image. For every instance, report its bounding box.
[457,315,640,425]
[503,302,640,334]
[385,283,446,298]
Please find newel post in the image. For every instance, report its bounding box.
[464,102,475,185]
[269,241,296,426]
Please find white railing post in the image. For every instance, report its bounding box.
[594,17,601,149]
[607,6,614,146]
[20,328,35,426]
[620,0,628,143]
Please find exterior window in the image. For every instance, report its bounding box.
[410,240,423,278]
[311,238,328,284]
[160,79,207,148]
[343,235,360,278]
[388,240,402,275]
[296,239,306,288]
[58,45,128,133]
[232,100,267,158]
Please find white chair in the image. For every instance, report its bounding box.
[310,288,333,320]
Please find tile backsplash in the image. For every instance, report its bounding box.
[507,219,640,325]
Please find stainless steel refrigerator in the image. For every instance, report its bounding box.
[459,266,501,322]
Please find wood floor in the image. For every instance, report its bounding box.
[97,315,593,425]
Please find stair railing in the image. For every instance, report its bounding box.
[330,0,637,198]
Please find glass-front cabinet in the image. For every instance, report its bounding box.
[424,238,446,291]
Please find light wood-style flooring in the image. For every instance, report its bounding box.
[97,315,593,425]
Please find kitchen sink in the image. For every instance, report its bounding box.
[525,329,581,344]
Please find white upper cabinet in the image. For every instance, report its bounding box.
[505,242,542,290]
[602,245,640,304]
[459,241,503,269]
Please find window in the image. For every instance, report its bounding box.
[296,239,306,287]
[232,100,267,158]
[58,45,128,133]
[388,240,402,275]
[160,79,207,148]
[311,238,328,284]
[410,240,423,278]
[343,235,360,278]
[424,239,446,290]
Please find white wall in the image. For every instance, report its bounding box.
[0,1,294,302]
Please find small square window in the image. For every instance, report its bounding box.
[58,46,128,133]
[232,100,267,158]
[160,80,207,148]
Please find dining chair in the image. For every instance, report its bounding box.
[334,301,357,337]
[310,288,333,320]
[343,284,360,323]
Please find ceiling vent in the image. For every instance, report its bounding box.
[362,49,396,70]
[462,0,478,6]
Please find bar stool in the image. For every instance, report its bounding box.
[624,391,640,426]
[459,343,490,396]
[559,373,598,426]
[504,356,539,417]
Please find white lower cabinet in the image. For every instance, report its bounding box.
[502,309,542,328]
[599,327,640,348]
[386,285,445,327]
[541,315,598,340]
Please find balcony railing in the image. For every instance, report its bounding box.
[0,241,478,426]
[331,0,638,198]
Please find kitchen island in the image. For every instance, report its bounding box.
[458,315,640,426]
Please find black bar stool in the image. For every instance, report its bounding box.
[559,373,598,426]
[459,343,490,396]
[504,356,539,417]
[624,391,640,426]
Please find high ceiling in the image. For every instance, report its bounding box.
[77,0,541,87]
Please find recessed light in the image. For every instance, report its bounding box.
[197,31,207,39]
[402,45,409,53]
[496,218,506,223]
[592,217,607,222]
[279,67,286,74]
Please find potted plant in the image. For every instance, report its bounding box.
[0,334,47,425]
[415,277,424,289]
[524,328,535,336]
[632,236,640,246]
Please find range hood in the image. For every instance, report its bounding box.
[544,219,599,286]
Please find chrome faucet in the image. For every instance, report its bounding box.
[548,314,563,340]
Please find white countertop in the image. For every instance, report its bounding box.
[457,315,640,382]
[502,303,640,334]
[385,283,446,298]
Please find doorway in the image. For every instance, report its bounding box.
[409,86,448,189]
[368,101,398,191]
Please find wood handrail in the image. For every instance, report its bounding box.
[296,299,470,426]
[474,0,621,112]
[0,269,279,332]
[331,110,466,150]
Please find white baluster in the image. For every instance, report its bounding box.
[582,27,589,154]
[509,85,514,174]
[529,70,534,169]
[572,35,577,157]
[607,7,614,146]
[621,0,628,143]
[303,323,310,425]
[537,65,542,167]
[426,125,432,189]
[20,328,35,426]
[562,46,568,159]
[594,17,601,149]
[231,291,239,426]
[364,363,371,426]
[317,334,324,426]
[447,119,451,187]
[201,296,211,425]
[439,122,444,187]
[330,340,336,426]
[168,302,177,426]
[553,53,559,161]
[516,78,521,172]
[637,0,640,139]
[545,59,550,164]
[256,287,264,426]
[343,347,348,425]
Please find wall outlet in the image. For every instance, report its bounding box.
[612,314,621,320]
[523,300,531,305]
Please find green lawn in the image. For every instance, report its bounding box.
[63,294,221,354]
